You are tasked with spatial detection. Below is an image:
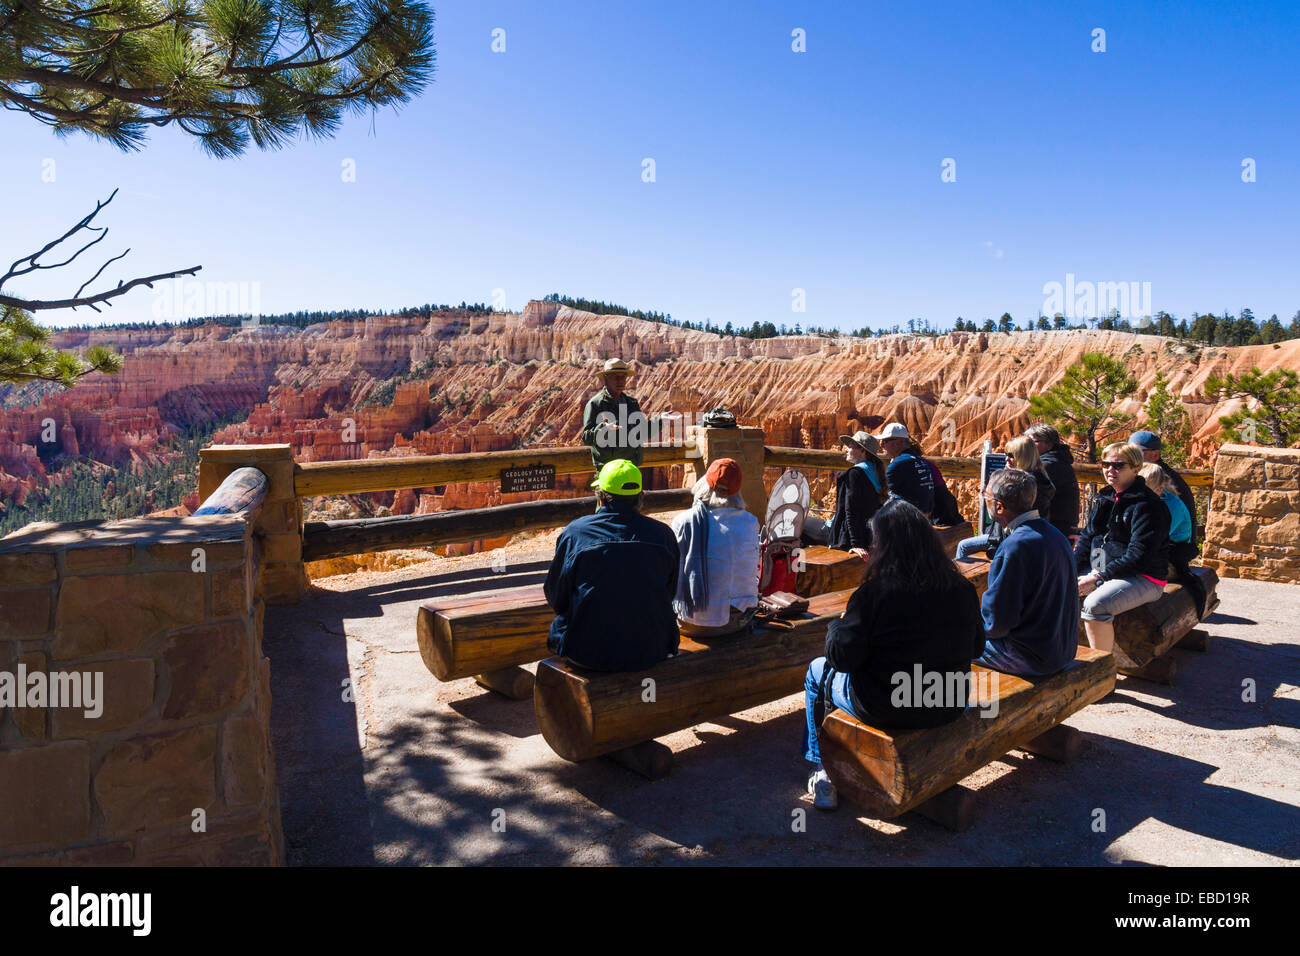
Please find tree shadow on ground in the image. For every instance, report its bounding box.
[1112,635,1300,731]
[305,559,550,623]
[544,706,1300,865]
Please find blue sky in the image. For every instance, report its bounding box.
[2,0,1298,330]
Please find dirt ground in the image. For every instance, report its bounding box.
[263,527,1300,866]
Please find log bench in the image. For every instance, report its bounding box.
[416,583,550,698]
[795,522,974,597]
[817,645,1116,830]
[533,560,992,777]
[1077,566,1220,684]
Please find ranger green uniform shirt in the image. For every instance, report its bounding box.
[581,387,646,471]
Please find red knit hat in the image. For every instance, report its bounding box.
[705,458,743,495]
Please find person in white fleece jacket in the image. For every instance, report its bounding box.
[670,458,761,637]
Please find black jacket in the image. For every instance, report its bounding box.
[825,575,986,729]
[1039,443,1080,537]
[929,461,965,526]
[886,452,935,515]
[830,463,882,551]
[545,496,680,671]
[1074,475,1171,582]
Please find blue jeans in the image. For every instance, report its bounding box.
[955,534,990,560]
[977,638,1044,678]
[802,656,859,765]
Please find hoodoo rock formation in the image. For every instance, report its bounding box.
[2,301,1296,528]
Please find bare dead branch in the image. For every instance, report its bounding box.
[7,224,109,278]
[0,264,202,312]
[3,188,119,284]
[74,246,130,298]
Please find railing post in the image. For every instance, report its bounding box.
[199,444,306,604]
[685,425,770,525]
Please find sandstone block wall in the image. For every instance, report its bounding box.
[0,516,282,865]
[1202,443,1300,584]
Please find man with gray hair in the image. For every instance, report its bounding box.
[976,468,1079,677]
[1025,423,1081,540]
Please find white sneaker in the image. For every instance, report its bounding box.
[807,768,838,810]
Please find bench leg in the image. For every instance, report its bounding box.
[909,784,976,832]
[1176,629,1211,653]
[1019,723,1084,762]
[603,740,674,780]
[1119,654,1177,685]
[474,666,535,700]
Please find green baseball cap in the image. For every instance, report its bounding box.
[591,459,643,495]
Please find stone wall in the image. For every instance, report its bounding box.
[0,515,281,865]
[1202,443,1300,584]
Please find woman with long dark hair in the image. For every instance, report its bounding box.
[802,499,986,809]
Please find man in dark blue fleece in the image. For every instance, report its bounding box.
[545,459,680,672]
[976,468,1078,677]
[874,422,935,516]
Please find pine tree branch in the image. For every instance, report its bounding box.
[13,0,184,37]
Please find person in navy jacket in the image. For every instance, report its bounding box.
[976,468,1079,677]
[545,459,680,672]
[874,422,934,516]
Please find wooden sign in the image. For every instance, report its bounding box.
[500,464,556,493]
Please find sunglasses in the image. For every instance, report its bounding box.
[1100,460,1131,470]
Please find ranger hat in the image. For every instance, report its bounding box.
[591,459,643,495]
[597,358,635,378]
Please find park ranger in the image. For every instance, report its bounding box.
[581,358,648,472]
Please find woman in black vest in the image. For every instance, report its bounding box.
[828,430,885,559]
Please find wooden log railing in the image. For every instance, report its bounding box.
[294,443,695,498]
[288,440,1211,564]
[193,466,269,517]
[303,487,694,561]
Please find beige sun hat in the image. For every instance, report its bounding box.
[838,430,881,456]
[597,358,634,378]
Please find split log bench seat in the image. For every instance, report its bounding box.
[1078,566,1221,684]
[795,522,975,597]
[416,583,550,699]
[533,559,993,777]
[818,645,1116,831]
